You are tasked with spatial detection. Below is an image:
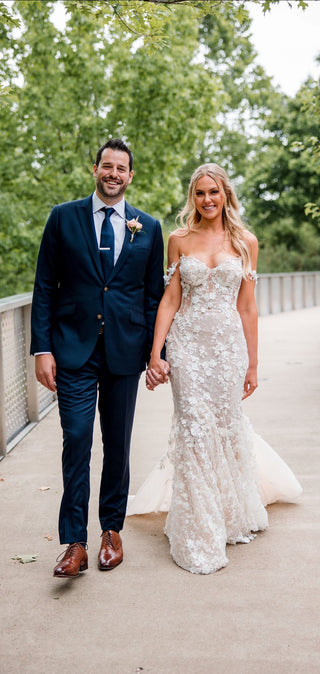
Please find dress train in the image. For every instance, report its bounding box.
[126,416,302,516]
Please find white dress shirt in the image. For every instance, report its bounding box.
[92,192,126,265]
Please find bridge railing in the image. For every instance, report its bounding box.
[0,270,320,457]
[256,271,320,316]
[0,293,56,458]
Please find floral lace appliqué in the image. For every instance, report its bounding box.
[164,261,178,287]
[247,269,259,282]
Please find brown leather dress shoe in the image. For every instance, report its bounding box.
[53,542,88,578]
[98,530,123,570]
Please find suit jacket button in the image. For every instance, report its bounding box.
[104,286,108,292]
[97,314,102,320]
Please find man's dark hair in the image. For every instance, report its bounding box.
[95,138,133,172]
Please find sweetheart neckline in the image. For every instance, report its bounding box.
[180,254,241,271]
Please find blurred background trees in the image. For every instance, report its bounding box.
[0,0,319,296]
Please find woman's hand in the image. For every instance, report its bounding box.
[242,366,258,400]
[146,357,170,391]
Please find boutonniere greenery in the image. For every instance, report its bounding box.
[126,217,143,242]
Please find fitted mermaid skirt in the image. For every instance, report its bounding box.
[127,256,302,574]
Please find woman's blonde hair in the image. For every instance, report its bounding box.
[177,163,251,276]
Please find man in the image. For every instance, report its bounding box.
[31,138,166,577]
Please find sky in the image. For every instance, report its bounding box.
[247,0,320,96]
[50,0,320,98]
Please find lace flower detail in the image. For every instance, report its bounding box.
[247,269,259,283]
[164,261,178,287]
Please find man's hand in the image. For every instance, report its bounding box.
[146,359,170,391]
[35,354,57,392]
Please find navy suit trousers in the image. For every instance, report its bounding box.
[56,334,141,544]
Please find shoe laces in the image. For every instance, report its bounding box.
[101,531,115,548]
[56,542,87,562]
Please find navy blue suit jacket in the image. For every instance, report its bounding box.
[31,195,164,374]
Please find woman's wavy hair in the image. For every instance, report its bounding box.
[177,163,251,276]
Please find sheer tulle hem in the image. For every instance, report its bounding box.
[252,433,303,505]
[126,453,174,515]
[126,432,302,517]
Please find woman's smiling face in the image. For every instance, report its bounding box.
[194,175,224,223]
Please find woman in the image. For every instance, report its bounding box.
[127,163,302,574]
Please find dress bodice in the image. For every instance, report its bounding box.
[178,254,243,314]
[170,255,242,327]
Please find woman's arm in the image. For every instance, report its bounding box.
[237,232,259,400]
[146,233,182,390]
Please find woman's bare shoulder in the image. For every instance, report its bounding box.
[242,228,258,245]
[167,228,190,263]
[169,227,189,240]
[242,228,258,252]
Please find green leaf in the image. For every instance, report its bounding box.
[11,555,39,564]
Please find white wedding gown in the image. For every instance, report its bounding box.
[127,255,302,574]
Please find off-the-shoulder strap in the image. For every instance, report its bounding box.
[247,269,259,282]
[164,260,179,287]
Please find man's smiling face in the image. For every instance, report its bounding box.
[93,148,133,205]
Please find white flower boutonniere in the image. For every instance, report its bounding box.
[126,217,143,243]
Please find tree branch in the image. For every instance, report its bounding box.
[113,5,144,36]
[138,1,198,3]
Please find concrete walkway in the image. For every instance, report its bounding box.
[1,307,319,674]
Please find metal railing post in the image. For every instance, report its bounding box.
[314,273,319,305]
[268,276,272,314]
[0,314,7,457]
[291,275,295,310]
[303,274,307,308]
[24,304,39,423]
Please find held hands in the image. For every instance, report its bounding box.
[146,357,170,391]
[242,366,258,400]
[35,354,57,392]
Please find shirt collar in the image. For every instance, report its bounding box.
[92,192,126,219]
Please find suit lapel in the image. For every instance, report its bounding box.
[76,195,104,280]
[75,198,138,283]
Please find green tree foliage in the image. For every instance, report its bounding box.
[241,77,320,272]
[0,1,309,44]
[294,76,320,227]
[0,0,277,296]
[175,7,275,182]
[0,0,315,296]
